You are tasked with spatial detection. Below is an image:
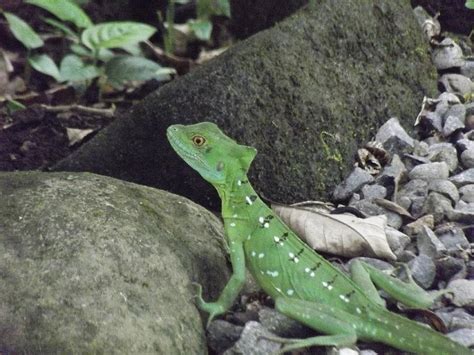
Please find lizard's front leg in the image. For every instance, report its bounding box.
[194,240,246,327]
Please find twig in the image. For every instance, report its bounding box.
[40,104,116,118]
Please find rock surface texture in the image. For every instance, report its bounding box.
[0,172,229,354]
[53,0,436,210]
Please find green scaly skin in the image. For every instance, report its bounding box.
[167,122,472,354]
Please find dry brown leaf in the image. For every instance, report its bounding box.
[272,204,396,261]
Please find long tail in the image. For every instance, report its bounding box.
[366,307,472,354]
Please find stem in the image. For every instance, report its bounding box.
[164,0,175,54]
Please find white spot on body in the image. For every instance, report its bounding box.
[237,180,242,186]
[356,307,362,314]
[371,329,377,336]
[289,252,295,258]
[232,214,238,218]
[328,285,333,290]
[322,281,328,287]
[251,251,256,257]
[305,267,310,272]
[310,272,315,277]
[275,287,282,293]
[266,270,279,277]
[264,223,269,228]
[258,253,265,259]
[395,325,400,330]
[287,289,294,296]
[230,222,236,227]
[259,216,264,224]
[245,196,253,205]
[388,332,392,338]
[247,235,251,240]
[339,294,350,303]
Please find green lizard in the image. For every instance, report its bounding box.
[167,122,472,354]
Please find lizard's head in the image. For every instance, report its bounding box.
[167,122,257,185]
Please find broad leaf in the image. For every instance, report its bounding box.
[26,0,92,28]
[466,1,474,9]
[188,19,212,41]
[4,12,44,49]
[273,204,397,260]
[81,22,156,50]
[59,54,100,82]
[69,44,114,61]
[104,55,175,87]
[43,17,79,41]
[28,54,61,81]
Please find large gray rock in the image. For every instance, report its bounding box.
[0,172,230,354]
[52,0,436,210]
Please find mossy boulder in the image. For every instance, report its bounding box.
[0,171,229,353]
[54,0,436,210]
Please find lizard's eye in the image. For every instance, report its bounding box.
[192,135,206,146]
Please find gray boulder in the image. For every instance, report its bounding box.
[0,172,230,354]
[52,0,436,210]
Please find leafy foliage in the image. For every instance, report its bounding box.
[466,1,474,9]
[165,0,231,51]
[81,22,156,50]
[25,0,93,28]
[28,54,62,81]
[2,0,172,89]
[4,12,44,49]
[105,56,176,88]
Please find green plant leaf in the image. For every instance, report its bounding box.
[26,0,92,28]
[43,17,79,41]
[466,0,474,9]
[189,19,212,41]
[4,12,44,49]
[216,0,231,17]
[6,99,26,113]
[104,55,175,87]
[59,54,100,82]
[70,43,93,56]
[28,54,61,81]
[81,22,156,50]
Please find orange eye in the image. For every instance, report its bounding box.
[192,135,206,146]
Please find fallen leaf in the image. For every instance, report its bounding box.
[272,204,396,260]
[66,127,95,146]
